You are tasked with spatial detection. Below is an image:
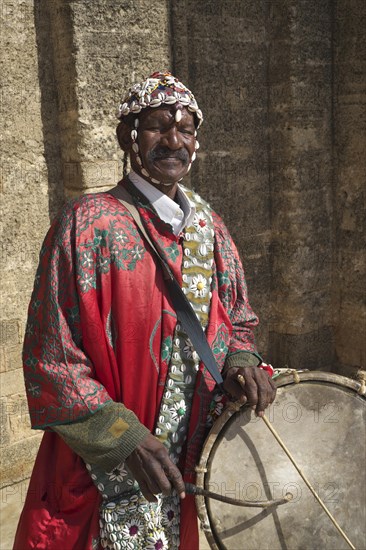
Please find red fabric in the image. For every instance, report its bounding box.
[14,432,101,549]
[15,182,259,549]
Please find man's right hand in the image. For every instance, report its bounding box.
[125,433,186,502]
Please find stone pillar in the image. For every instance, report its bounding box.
[333,0,366,372]
[267,1,335,370]
[47,0,172,196]
[171,0,272,352]
[1,0,45,498]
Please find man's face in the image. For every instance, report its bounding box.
[130,106,196,185]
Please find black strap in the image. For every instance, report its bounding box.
[108,184,225,391]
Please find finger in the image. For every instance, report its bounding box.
[223,377,247,402]
[144,461,172,496]
[255,373,276,416]
[255,382,270,417]
[242,374,258,408]
[138,478,158,503]
[162,460,186,499]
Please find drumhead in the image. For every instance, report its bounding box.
[196,372,365,549]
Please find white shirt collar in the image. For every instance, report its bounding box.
[128,171,196,236]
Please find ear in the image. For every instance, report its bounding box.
[116,120,132,152]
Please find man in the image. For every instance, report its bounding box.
[14,71,276,550]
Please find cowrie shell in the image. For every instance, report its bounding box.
[141,168,149,177]
[130,130,137,140]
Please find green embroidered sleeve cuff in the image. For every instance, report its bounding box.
[224,351,261,371]
[53,401,150,471]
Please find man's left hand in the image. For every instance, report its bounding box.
[223,367,276,417]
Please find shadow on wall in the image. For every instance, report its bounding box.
[34,1,70,220]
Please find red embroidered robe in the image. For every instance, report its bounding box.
[14,182,259,549]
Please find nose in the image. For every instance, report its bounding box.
[161,126,182,150]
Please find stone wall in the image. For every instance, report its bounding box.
[333,0,366,372]
[1,0,365,547]
[1,0,47,506]
[171,0,338,369]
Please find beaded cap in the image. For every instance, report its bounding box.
[117,71,203,128]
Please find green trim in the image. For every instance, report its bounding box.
[30,400,113,430]
[224,351,262,370]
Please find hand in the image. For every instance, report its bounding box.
[223,366,276,417]
[126,433,186,502]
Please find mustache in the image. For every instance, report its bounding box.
[148,147,190,164]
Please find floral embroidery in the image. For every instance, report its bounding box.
[211,323,229,364]
[169,399,186,421]
[192,211,209,233]
[146,531,169,550]
[160,336,172,362]
[92,228,109,249]
[106,462,127,482]
[183,339,194,359]
[114,228,129,243]
[79,272,95,292]
[121,519,144,540]
[97,256,110,274]
[80,250,94,268]
[26,381,41,398]
[188,274,208,298]
[165,243,180,262]
[161,504,176,526]
[131,244,144,260]
[218,270,230,287]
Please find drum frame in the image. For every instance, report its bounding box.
[195,371,365,550]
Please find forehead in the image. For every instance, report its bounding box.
[138,106,195,127]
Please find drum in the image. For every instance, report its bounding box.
[196,371,365,550]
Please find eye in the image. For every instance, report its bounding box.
[179,127,195,135]
[143,126,161,132]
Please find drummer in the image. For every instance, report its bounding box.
[15,71,277,550]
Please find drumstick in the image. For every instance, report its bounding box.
[185,482,292,508]
[261,414,356,550]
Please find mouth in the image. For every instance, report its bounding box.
[153,156,185,165]
[150,148,189,166]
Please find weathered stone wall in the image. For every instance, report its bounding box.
[172,0,273,355]
[46,0,172,197]
[1,0,46,505]
[266,0,335,370]
[171,0,337,370]
[1,0,365,547]
[333,0,366,372]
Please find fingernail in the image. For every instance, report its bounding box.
[180,491,186,499]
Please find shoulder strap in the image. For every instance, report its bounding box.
[107,185,225,391]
